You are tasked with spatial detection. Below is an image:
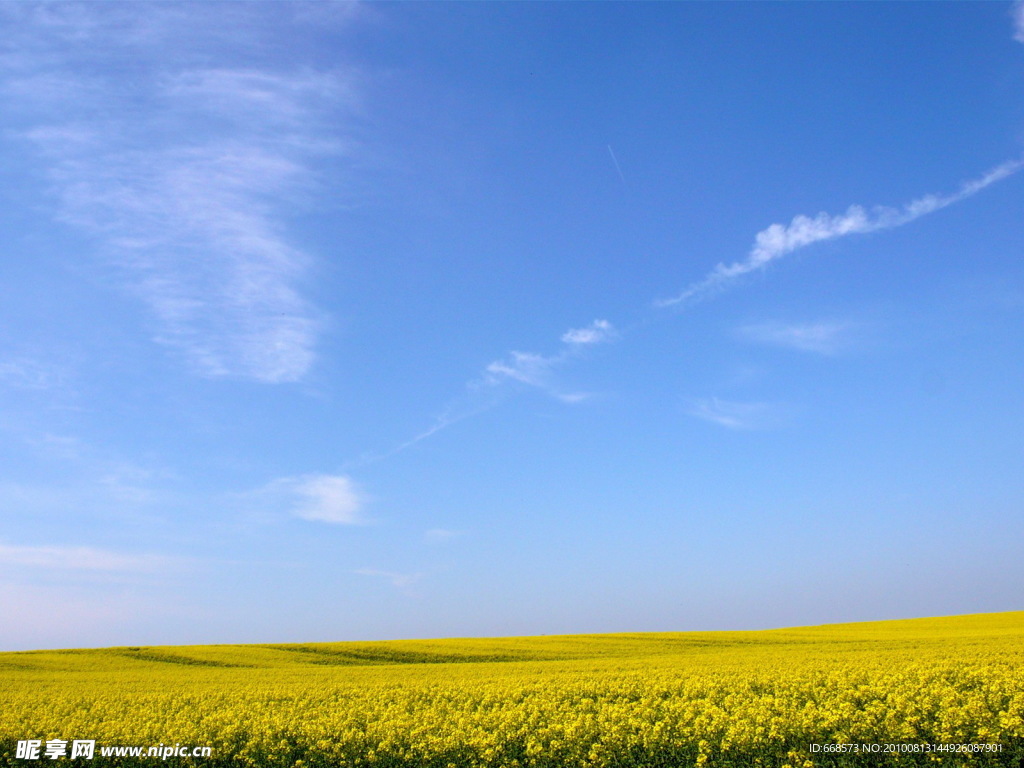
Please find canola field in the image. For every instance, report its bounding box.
[2,612,1023,767]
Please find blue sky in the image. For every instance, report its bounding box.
[2,2,1023,651]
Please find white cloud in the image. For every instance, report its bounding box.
[561,319,615,345]
[288,474,364,525]
[0,542,174,572]
[1013,1,1024,43]
[658,156,1024,307]
[485,351,553,388]
[737,321,853,355]
[484,320,617,391]
[554,391,594,404]
[481,350,586,402]
[240,473,366,525]
[3,7,358,383]
[685,398,784,430]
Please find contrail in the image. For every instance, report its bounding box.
[349,320,619,465]
[607,144,627,187]
[657,154,1024,308]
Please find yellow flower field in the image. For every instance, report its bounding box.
[2,612,1023,767]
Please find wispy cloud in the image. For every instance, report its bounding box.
[0,430,176,522]
[484,319,617,394]
[0,542,176,572]
[238,472,367,525]
[369,319,618,461]
[658,156,1024,307]
[737,320,854,355]
[561,319,617,346]
[1013,1,1024,43]
[0,357,66,391]
[685,397,785,431]
[2,5,358,383]
[485,351,553,388]
[287,474,365,525]
[382,407,487,458]
[424,528,463,544]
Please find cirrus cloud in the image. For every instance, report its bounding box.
[685,397,787,431]
[736,320,855,355]
[2,4,360,383]
[0,542,177,572]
